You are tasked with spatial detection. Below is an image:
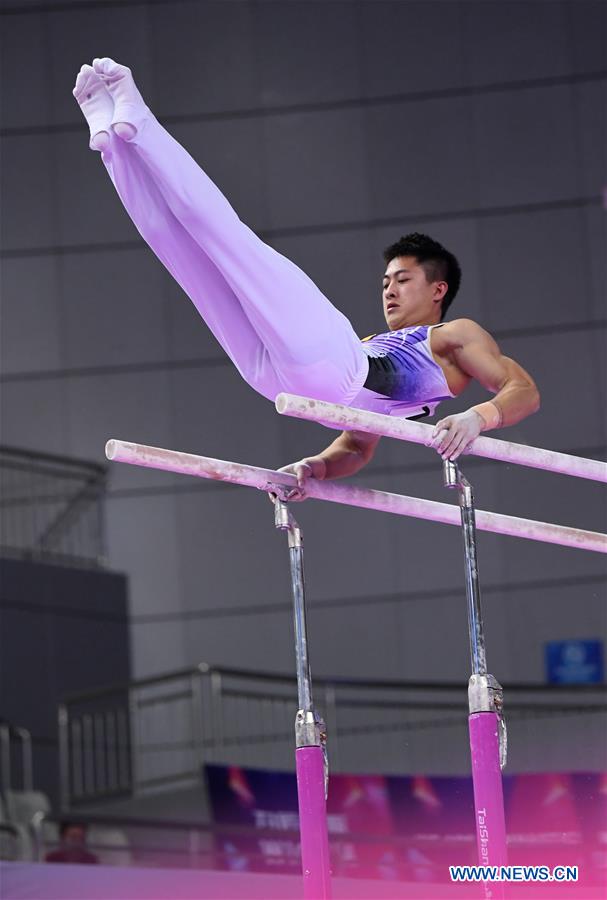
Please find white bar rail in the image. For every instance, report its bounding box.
[105,440,606,554]
[275,394,607,484]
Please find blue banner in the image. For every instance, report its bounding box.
[545,639,604,684]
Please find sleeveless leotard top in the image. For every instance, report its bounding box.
[349,323,455,419]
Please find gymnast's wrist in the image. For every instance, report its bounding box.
[303,456,327,480]
[471,401,503,431]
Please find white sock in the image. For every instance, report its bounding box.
[72,65,113,151]
[91,58,149,141]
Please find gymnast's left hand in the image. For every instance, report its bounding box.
[267,458,325,503]
[429,409,484,461]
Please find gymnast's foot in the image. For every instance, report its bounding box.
[72,64,113,151]
[92,57,148,141]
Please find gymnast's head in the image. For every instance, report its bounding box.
[381,233,462,330]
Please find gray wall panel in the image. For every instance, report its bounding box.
[505,712,606,772]
[1,134,55,251]
[492,465,606,588]
[584,205,607,321]
[493,461,607,537]
[501,330,603,449]
[174,487,294,612]
[477,207,595,331]
[183,609,295,673]
[568,0,607,74]
[307,601,402,680]
[61,248,169,368]
[130,620,188,680]
[396,586,481,682]
[498,581,607,682]
[374,466,506,585]
[1,257,63,374]
[1,379,70,455]
[574,80,607,197]
[254,0,360,107]
[496,518,606,588]
[53,133,139,247]
[358,0,466,96]
[394,568,607,688]
[106,494,182,617]
[263,107,369,229]
[150,1,259,117]
[461,0,570,84]
[291,499,404,600]
[365,95,476,218]
[0,11,50,129]
[168,364,283,466]
[590,327,607,419]
[65,370,174,489]
[498,529,606,590]
[472,85,579,207]
[0,0,105,5]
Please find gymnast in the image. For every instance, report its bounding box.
[74,58,540,493]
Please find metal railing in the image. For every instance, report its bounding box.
[0,722,33,798]
[0,722,47,862]
[59,664,607,810]
[0,446,107,567]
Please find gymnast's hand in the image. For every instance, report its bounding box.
[269,457,327,502]
[429,409,484,461]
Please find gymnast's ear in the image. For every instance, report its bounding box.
[432,280,449,302]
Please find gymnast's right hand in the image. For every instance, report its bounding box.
[270,457,327,501]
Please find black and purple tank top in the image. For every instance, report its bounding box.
[350,324,454,419]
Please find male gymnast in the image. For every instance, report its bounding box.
[73,59,540,494]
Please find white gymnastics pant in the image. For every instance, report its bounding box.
[99,112,369,404]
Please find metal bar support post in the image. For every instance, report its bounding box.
[273,495,332,900]
[443,461,508,889]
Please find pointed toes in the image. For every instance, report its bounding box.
[92,57,120,76]
[73,65,96,96]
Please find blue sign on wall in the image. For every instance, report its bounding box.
[545,640,604,684]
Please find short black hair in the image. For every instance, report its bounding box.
[383,232,461,320]
[59,821,87,838]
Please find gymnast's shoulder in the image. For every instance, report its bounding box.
[432,318,498,351]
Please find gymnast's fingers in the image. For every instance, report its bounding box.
[294,461,313,489]
[445,433,469,461]
[434,424,458,456]
[429,424,452,451]
[439,429,461,458]
[267,485,306,503]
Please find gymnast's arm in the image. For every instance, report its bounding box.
[281,321,541,485]
[279,429,380,490]
[430,319,541,461]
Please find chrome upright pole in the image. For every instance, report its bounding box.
[443,462,487,676]
[443,460,508,882]
[275,500,313,713]
[273,496,331,900]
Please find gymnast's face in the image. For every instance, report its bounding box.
[382,256,447,330]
